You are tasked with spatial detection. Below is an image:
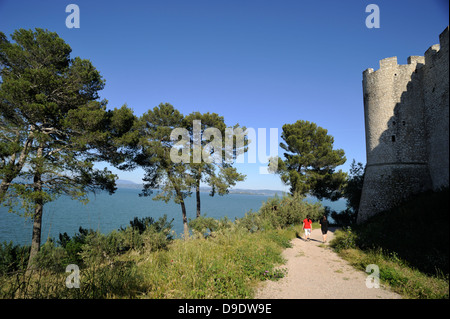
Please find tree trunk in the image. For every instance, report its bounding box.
[0,179,11,202]
[27,198,43,269]
[27,143,44,270]
[196,180,201,218]
[0,132,33,202]
[180,198,189,239]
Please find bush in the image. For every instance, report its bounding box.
[189,215,218,238]
[256,193,324,229]
[330,207,357,226]
[0,241,29,275]
[32,240,68,272]
[57,227,92,266]
[236,210,268,233]
[329,227,357,252]
[141,227,173,252]
[121,215,174,238]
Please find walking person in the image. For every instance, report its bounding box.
[302,215,312,241]
[319,215,329,243]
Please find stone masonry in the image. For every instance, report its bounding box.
[357,26,449,223]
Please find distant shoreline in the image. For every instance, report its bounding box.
[116,181,287,197]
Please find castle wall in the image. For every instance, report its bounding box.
[362,56,429,166]
[357,27,449,224]
[359,164,432,221]
[423,28,449,190]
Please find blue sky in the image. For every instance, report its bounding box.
[0,0,448,191]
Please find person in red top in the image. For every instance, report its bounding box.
[302,215,312,241]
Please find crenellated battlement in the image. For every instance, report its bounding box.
[363,55,426,78]
[439,25,449,49]
[407,55,425,65]
[425,44,441,60]
[362,28,448,83]
[379,56,398,68]
[358,26,449,224]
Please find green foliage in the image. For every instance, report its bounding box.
[329,189,450,299]
[257,192,324,229]
[0,207,304,299]
[273,120,347,200]
[334,247,449,299]
[140,227,290,298]
[130,103,193,236]
[31,240,67,272]
[332,189,449,275]
[57,227,92,266]
[343,160,365,213]
[355,188,449,276]
[0,241,29,274]
[127,104,248,234]
[122,215,174,238]
[330,160,365,226]
[78,260,143,299]
[330,207,357,226]
[189,214,218,238]
[329,227,358,252]
[0,28,137,266]
[237,210,270,233]
[184,111,247,216]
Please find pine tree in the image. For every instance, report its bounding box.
[273,120,347,200]
[184,111,246,218]
[0,29,134,267]
[132,103,193,238]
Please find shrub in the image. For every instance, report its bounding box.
[236,210,268,233]
[329,227,357,251]
[57,227,92,266]
[189,215,218,238]
[32,240,68,272]
[0,241,29,275]
[121,215,174,237]
[257,193,324,229]
[141,227,173,252]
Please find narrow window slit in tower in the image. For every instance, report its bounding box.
[392,135,396,142]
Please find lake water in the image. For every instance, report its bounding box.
[0,188,345,246]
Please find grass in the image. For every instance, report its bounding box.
[135,226,296,299]
[333,245,449,299]
[0,223,302,299]
[1,192,321,299]
[10,188,446,299]
[329,188,449,299]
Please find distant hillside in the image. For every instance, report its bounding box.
[115,180,286,196]
[203,187,286,196]
[115,180,143,189]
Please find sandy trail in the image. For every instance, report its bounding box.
[255,228,401,299]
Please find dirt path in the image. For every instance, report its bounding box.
[255,228,401,299]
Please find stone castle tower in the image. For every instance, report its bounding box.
[358,26,449,223]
